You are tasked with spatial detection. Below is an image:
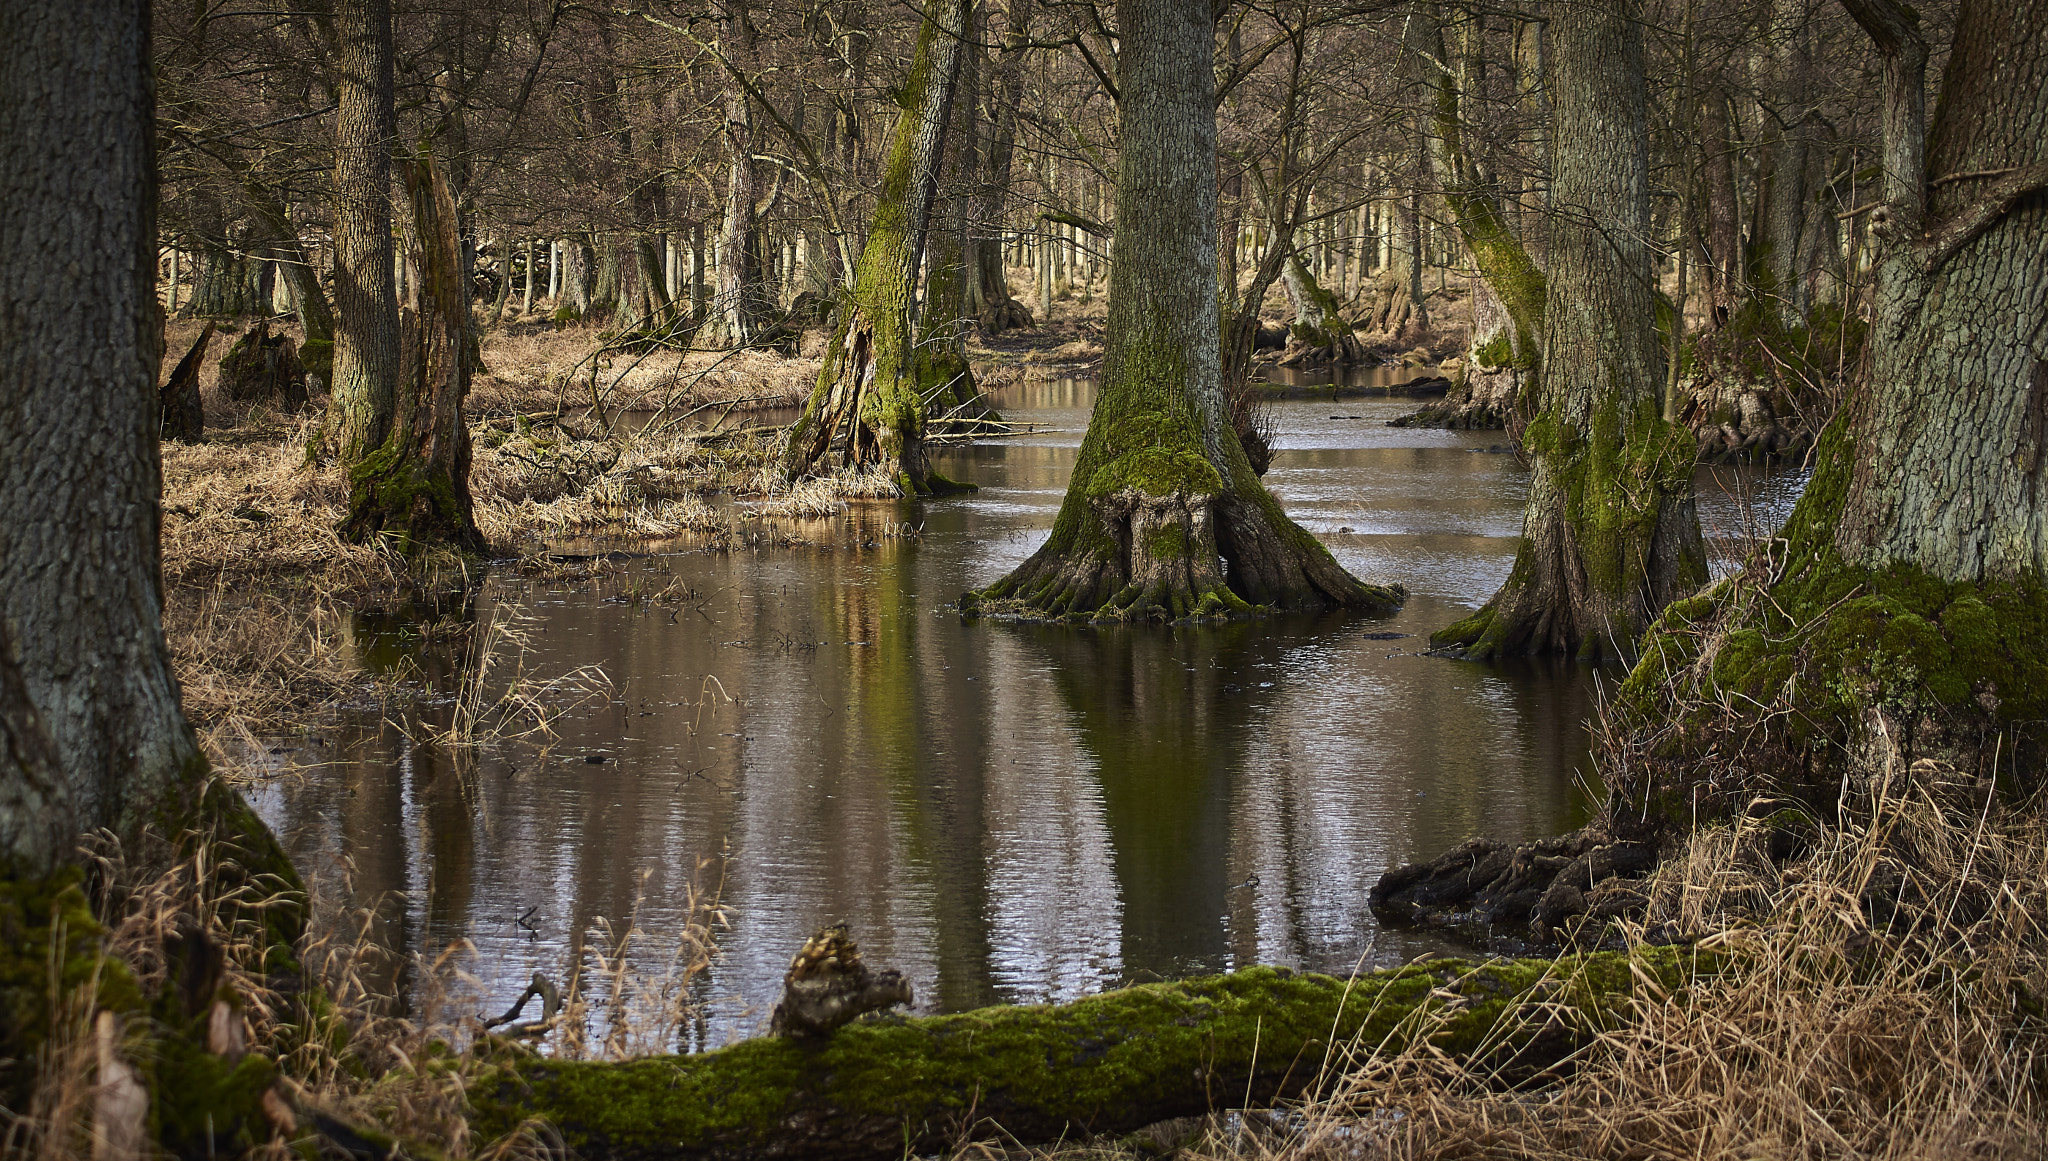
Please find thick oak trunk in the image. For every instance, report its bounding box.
[466,949,1710,1161]
[1432,0,1705,662]
[967,0,1401,621]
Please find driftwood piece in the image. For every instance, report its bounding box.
[467,947,1712,1161]
[160,321,214,441]
[769,926,912,1038]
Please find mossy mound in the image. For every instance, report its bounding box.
[1606,416,2048,832]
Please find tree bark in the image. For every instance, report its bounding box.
[466,950,1709,1161]
[341,141,487,557]
[1833,0,2048,580]
[966,0,1402,621]
[1604,0,2048,828]
[780,0,975,495]
[0,0,297,890]
[1431,0,1705,662]
[325,0,400,465]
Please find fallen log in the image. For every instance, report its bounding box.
[467,947,1712,1161]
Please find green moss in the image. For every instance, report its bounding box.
[0,871,143,1110]
[343,437,481,558]
[469,949,1712,1155]
[1473,333,1514,370]
[298,337,333,381]
[1142,521,1188,560]
[1609,414,2048,825]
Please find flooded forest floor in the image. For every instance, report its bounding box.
[152,290,2048,1161]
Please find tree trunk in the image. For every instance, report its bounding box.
[466,949,1708,1161]
[966,0,1402,621]
[714,1,766,345]
[183,245,255,318]
[522,236,536,315]
[1748,0,1815,330]
[1605,0,2048,829]
[341,143,486,557]
[970,0,1036,334]
[0,0,295,883]
[590,236,622,319]
[565,234,593,316]
[325,0,400,465]
[1411,1,1544,425]
[1431,0,1705,662]
[780,0,975,495]
[242,183,335,383]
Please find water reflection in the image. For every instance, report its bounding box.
[249,376,1800,1039]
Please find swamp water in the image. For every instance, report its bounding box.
[249,371,1805,1042]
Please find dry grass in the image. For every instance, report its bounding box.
[996,781,2048,1161]
[469,320,819,418]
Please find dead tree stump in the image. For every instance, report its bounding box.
[217,320,307,409]
[159,322,213,441]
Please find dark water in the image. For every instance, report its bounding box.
[249,373,1802,1039]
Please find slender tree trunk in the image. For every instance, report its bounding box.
[780,0,975,493]
[1701,90,1741,322]
[968,0,1403,621]
[522,236,536,314]
[325,0,400,464]
[971,0,1037,333]
[715,1,764,344]
[1406,1,1545,427]
[1432,0,1705,662]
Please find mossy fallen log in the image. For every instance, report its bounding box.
[467,947,1712,1161]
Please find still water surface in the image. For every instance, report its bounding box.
[250,371,1803,1039]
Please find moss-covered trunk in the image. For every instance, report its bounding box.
[1432,0,1704,663]
[780,0,975,495]
[468,949,1711,1161]
[341,142,486,556]
[1278,253,1366,365]
[1604,0,2048,827]
[1400,1,1544,430]
[967,0,1401,622]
